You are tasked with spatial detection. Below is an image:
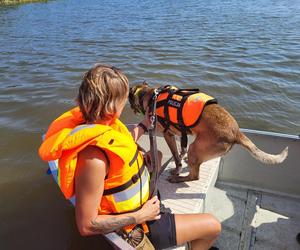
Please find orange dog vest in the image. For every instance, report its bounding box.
[155,86,217,134]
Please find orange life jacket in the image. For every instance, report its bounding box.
[39,107,150,215]
[155,86,217,133]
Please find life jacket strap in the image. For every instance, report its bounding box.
[103,163,146,196]
[129,148,140,166]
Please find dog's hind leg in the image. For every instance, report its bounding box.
[163,131,183,175]
[168,136,233,183]
[168,138,202,183]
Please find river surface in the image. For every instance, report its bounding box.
[0,0,299,249]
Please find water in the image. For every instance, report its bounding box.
[0,0,299,249]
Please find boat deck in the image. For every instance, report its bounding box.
[205,182,300,250]
[139,135,219,214]
[138,135,220,250]
[139,133,300,250]
[158,156,220,215]
[158,158,220,250]
[48,129,300,250]
[47,133,220,250]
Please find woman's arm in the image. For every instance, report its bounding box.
[75,146,160,236]
[130,122,148,142]
[130,108,151,142]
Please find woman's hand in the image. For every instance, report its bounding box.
[135,196,161,224]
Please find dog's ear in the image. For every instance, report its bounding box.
[128,85,140,113]
[129,86,137,103]
[128,83,151,114]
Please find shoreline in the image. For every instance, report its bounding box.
[0,0,46,4]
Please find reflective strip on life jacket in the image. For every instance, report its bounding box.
[103,165,150,214]
[112,167,149,203]
[103,161,146,196]
[69,124,96,135]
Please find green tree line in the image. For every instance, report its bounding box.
[0,0,46,4]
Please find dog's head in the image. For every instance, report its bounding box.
[129,81,153,115]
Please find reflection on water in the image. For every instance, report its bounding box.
[0,0,299,249]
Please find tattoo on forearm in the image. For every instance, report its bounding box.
[90,216,136,234]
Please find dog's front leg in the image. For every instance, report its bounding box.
[168,139,201,183]
[180,146,188,162]
[163,131,182,175]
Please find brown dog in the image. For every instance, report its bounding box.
[129,83,288,183]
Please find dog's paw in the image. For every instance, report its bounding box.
[170,168,180,175]
[167,175,179,183]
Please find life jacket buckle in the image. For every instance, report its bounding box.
[131,174,139,183]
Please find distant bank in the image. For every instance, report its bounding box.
[0,0,46,4]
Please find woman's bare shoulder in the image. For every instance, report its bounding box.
[76,146,108,177]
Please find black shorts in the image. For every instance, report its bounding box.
[146,212,177,250]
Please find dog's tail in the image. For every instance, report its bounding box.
[236,131,288,165]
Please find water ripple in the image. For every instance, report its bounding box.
[0,1,300,248]
[0,0,299,152]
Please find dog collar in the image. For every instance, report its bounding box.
[133,87,147,115]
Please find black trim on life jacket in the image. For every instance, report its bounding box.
[103,163,146,196]
[129,149,139,166]
[100,149,111,179]
[109,204,143,215]
[101,149,110,166]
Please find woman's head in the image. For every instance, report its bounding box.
[77,64,129,123]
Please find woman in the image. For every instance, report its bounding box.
[39,64,221,250]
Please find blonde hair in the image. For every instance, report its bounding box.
[77,64,129,123]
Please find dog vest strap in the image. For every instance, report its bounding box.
[176,88,199,93]
[103,164,146,196]
[181,133,188,149]
[156,87,214,138]
[162,88,176,132]
[177,94,189,148]
[157,116,182,133]
[156,86,176,108]
[177,94,187,128]
[158,85,171,93]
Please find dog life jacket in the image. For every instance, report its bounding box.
[39,107,150,215]
[155,85,218,147]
